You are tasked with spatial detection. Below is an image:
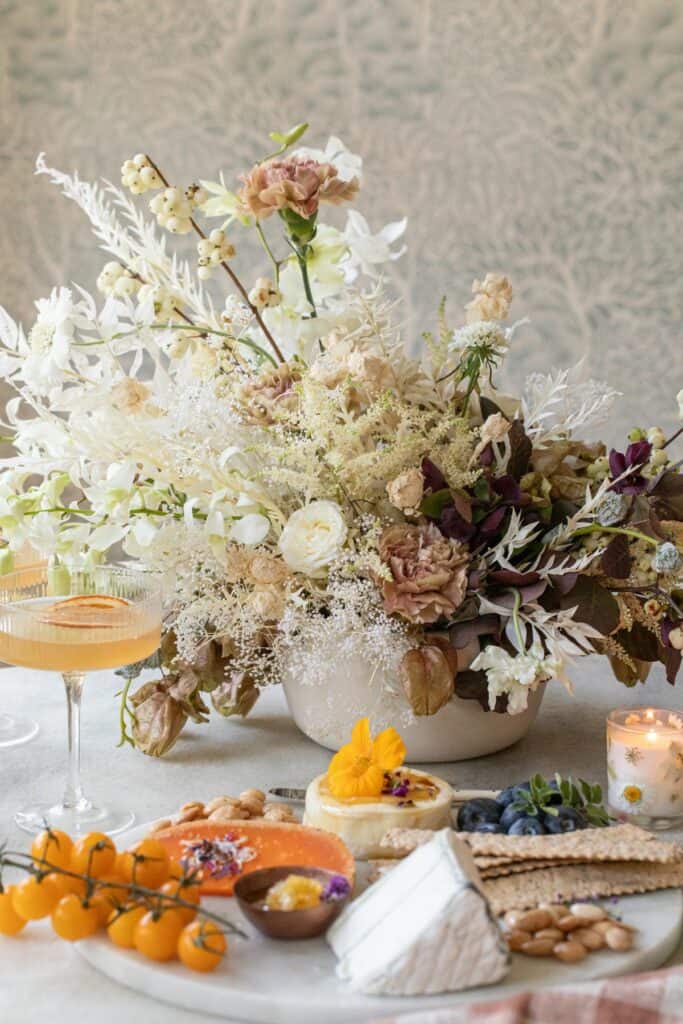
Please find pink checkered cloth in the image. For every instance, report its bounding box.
[372,966,683,1024]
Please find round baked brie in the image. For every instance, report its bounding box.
[304,770,454,860]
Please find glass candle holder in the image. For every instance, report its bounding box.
[606,707,683,830]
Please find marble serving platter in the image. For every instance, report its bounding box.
[76,822,683,1024]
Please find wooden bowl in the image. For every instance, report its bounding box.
[234,865,351,940]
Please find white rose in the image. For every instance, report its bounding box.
[278,501,347,577]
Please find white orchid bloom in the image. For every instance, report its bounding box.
[342,211,407,279]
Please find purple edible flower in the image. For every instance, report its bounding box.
[322,875,351,902]
[390,781,410,798]
[608,441,652,494]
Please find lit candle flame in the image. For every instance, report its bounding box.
[646,730,658,743]
[645,709,655,722]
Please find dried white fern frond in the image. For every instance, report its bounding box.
[522,362,620,445]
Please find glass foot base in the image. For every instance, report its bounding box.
[14,800,135,837]
[0,713,39,748]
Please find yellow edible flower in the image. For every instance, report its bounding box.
[327,717,406,798]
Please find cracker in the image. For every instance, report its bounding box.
[480,858,578,879]
[463,823,682,864]
[483,860,683,915]
[380,823,682,865]
[379,828,438,856]
[367,859,398,883]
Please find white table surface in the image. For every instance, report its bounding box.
[0,658,681,1024]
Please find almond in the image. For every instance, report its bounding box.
[554,940,588,963]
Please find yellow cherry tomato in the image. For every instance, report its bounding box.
[167,859,187,882]
[106,904,146,949]
[134,910,183,962]
[31,829,74,872]
[0,888,27,936]
[159,879,200,924]
[51,893,100,941]
[11,874,62,920]
[70,832,117,878]
[46,871,87,900]
[117,838,170,890]
[177,920,227,973]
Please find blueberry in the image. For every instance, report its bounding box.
[496,782,530,807]
[499,803,535,831]
[457,798,503,832]
[508,816,547,836]
[545,780,564,805]
[472,822,505,833]
[543,806,586,834]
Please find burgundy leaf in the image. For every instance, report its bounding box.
[454,669,508,713]
[449,615,501,648]
[439,506,477,541]
[554,572,578,595]
[421,457,447,493]
[507,419,533,481]
[600,534,632,579]
[488,569,541,586]
[479,444,494,466]
[492,475,522,505]
[662,646,682,685]
[518,580,548,603]
[479,507,506,535]
[560,577,620,637]
[650,470,683,520]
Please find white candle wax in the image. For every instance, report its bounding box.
[607,707,683,823]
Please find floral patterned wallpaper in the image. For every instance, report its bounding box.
[1,0,681,439]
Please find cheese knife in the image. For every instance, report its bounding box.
[269,786,498,806]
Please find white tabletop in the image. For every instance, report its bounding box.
[0,659,681,1024]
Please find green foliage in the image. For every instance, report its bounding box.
[512,772,610,827]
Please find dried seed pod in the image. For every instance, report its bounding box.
[570,903,607,923]
[399,645,454,716]
[507,929,532,951]
[572,927,605,951]
[516,909,553,933]
[604,926,633,951]
[519,938,556,957]
[177,801,205,823]
[553,940,588,963]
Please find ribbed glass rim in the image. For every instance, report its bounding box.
[0,562,162,615]
[606,706,683,735]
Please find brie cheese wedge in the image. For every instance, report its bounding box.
[304,769,453,860]
[327,828,510,996]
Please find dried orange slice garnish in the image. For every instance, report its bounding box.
[38,594,131,629]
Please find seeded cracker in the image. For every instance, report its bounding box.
[484,860,683,914]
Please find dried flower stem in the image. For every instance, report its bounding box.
[143,156,285,364]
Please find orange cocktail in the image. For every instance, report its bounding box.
[0,565,162,836]
[0,595,161,672]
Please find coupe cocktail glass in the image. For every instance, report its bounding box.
[0,564,162,835]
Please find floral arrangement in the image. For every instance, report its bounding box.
[0,124,682,756]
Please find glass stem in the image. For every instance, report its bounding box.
[62,672,86,809]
